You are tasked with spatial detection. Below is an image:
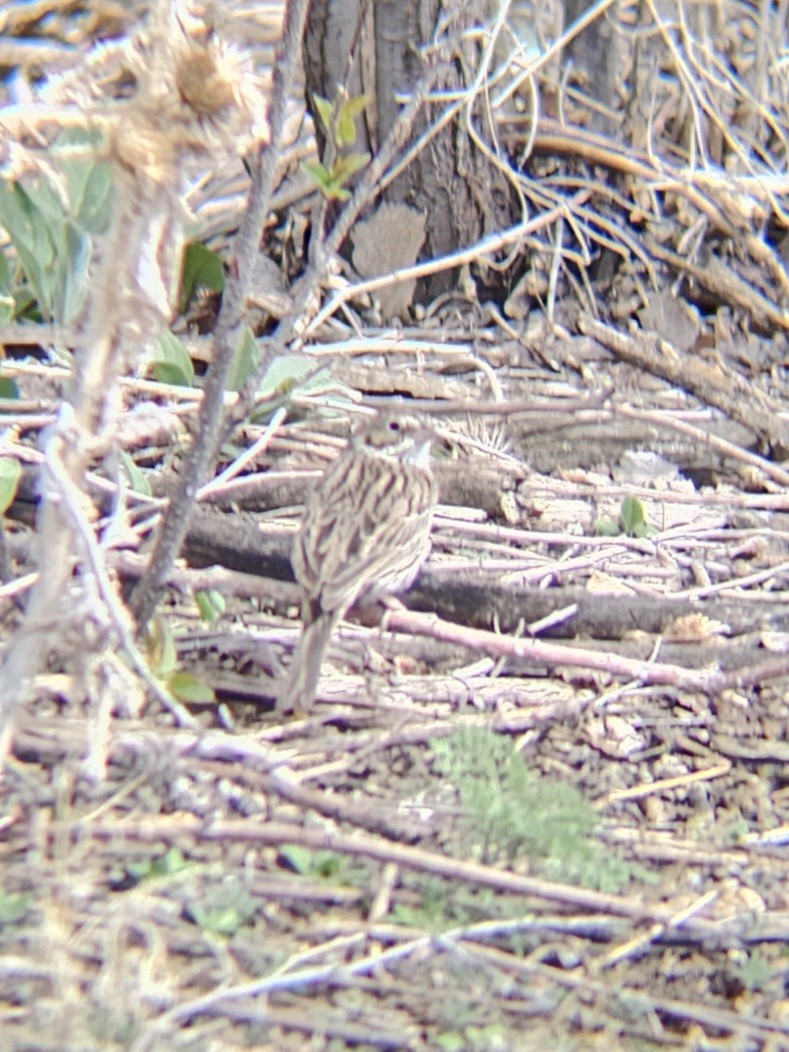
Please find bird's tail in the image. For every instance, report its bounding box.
[277,612,339,713]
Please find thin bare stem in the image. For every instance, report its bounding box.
[130,0,310,630]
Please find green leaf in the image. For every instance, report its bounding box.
[733,950,773,992]
[146,616,178,678]
[256,354,317,398]
[191,905,243,936]
[149,331,195,387]
[0,457,21,515]
[167,671,215,704]
[0,181,56,319]
[278,844,313,874]
[592,517,619,537]
[186,884,257,936]
[180,241,225,314]
[302,160,334,193]
[335,94,368,147]
[619,495,649,538]
[13,290,39,321]
[226,326,259,392]
[71,155,114,233]
[312,94,334,135]
[0,250,14,322]
[330,152,370,185]
[0,179,90,324]
[0,132,108,325]
[118,450,152,497]
[50,220,90,324]
[125,847,190,883]
[435,1034,466,1052]
[54,127,114,234]
[195,589,226,623]
[0,891,32,925]
[150,847,189,877]
[431,727,635,891]
[279,845,344,879]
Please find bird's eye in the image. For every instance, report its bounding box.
[388,420,401,432]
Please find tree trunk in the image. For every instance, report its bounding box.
[303,0,515,302]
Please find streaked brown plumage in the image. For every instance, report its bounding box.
[278,413,436,713]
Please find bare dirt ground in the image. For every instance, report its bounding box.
[0,2,788,1050]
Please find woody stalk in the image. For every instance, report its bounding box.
[0,1,269,763]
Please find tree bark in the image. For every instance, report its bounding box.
[303,0,516,301]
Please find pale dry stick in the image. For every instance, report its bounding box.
[0,41,75,69]
[691,170,789,200]
[525,602,579,637]
[474,943,788,1042]
[517,0,621,91]
[471,0,515,96]
[659,517,764,545]
[380,605,727,695]
[643,0,710,168]
[570,198,657,279]
[0,440,167,518]
[520,117,753,243]
[607,762,732,806]
[553,169,662,223]
[0,572,37,603]
[0,220,171,757]
[597,889,722,970]
[371,61,479,201]
[454,9,531,247]
[130,0,310,631]
[654,0,789,242]
[368,861,399,922]
[495,48,541,148]
[498,546,655,588]
[36,424,199,729]
[548,478,789,512]
[580,316,789,446]
[0,360,215,405]
[162,469,300,508]
[679,0,789,192]
[0,102,107,139]
[114,550,298,607]
[196,406,287,500]
[283,57,451,346]
[0,323,78,347]
[456,353,505,401]
[0,414,54,432]
[434,430,523,471]
[507,167,645,280]
[644,237,789,331]
[304,202,575,336]
[303,335,473,357]
[132,931,429,1047]
[91,813,736,933]
[0,5,262,757]
[546,214,565,324]
[673,560,789,602]
[616,405,789,489]
[435,517,662,551]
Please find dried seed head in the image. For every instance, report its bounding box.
[175,39,249,123]
[110,120,176,185]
